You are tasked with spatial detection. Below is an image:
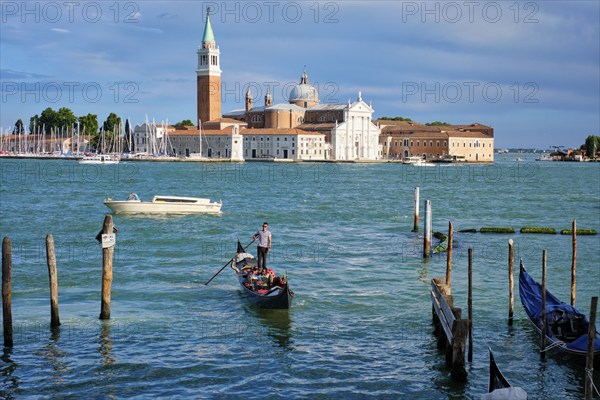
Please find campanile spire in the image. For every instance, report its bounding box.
[196,8,222,124]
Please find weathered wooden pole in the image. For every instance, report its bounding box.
[445,221,453,292]
[571,219,577,307]
[2,237,13,347]
[468,247,473,362]
[99,215,115,320]
[423,200,432,259]
[450,307,468,381]
[413,187,420,232]
[541,249,547,360]
[46,234,60,327]
[585,296,597,400]
[508,239,514,326]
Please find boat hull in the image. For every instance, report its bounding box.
[238,278,293,309]
[79,154,120,164]
[519,265,600,357]
[104,200,222,214]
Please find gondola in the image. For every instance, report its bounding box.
[483,348,528,399]
[488,347,511,392]
[231,241,293,309]
[519,264,600,357]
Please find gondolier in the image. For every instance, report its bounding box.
[253,222,272,272]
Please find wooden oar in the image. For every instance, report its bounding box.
[204,238,256,285]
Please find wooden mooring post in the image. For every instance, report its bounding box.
[423,200,432,259]
[445,222,453,292]
[541,249,547,360]
[585,296,597,400]
[413,187,420,232]
[571,219,577,307]
[467,247,473,363]
[99,215,115,320]
[508,239,514,326]
[46,234,60,327]
[430,278,468,381]
[2,237,13,347]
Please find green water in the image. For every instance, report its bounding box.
[0,157,599,399]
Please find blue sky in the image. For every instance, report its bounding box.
[1,1,598,148]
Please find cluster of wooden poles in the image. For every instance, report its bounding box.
[2,215,116,348]
[417,185,597,398]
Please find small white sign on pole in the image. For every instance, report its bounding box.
[101,234,116,249]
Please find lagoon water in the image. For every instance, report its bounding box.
[0,157,599,399]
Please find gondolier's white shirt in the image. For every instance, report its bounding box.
[255,230,271,247]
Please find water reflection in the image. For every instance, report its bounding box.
[44,326,68,384]
[246,306,294,350]
[98,322,115,365]
[418,261,430,284]
[0,347,18,398]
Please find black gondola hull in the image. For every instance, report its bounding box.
[238,278,293,309]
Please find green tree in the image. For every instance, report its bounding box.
[78,114,98,136]
[582,135,600,159]
[175,119,195,127]
[39,107,58,134]
[379,116,412,122]
[123,118,133,153]
[100,113,122,153]
[29,114,40,134]
[35,107,77,134]
[425,121,450,126]
[56,107,77,130]
[14,119,25,135]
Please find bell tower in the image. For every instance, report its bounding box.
[197,9,222,126]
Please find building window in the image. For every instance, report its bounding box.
[416,140,420,146]
[423,141,427,147]
[430,140,433,147]
[436,140,440,147]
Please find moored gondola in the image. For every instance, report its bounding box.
[519,264,600,357]
[488,347,511,393]
[482,348,527,399]
[231,241,293,309]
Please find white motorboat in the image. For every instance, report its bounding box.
[79,154,120,164]
[401,156,436,166]
[104,195,222,215]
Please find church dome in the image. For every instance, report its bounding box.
[288,69,319,106]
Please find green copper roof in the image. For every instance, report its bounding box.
[202,13,215,43]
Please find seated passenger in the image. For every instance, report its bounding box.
[247,267,260,287]
[261,269,273,287]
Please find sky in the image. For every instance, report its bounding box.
[1,0,599,149]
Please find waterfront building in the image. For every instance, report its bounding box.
[378,120,494,162]
[132,123,174,155]
[168,124,325,161]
